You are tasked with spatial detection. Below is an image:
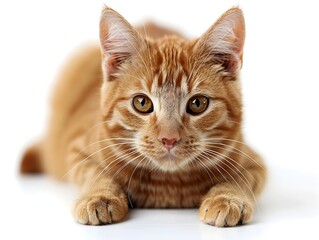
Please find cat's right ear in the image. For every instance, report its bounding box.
[100,7,144,81]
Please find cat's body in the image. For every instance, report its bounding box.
[21,7,266,227]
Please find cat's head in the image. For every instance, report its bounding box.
[99,7,245,172]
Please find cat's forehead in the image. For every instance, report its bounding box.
[148,37,192,95]
[136,37,221,99]
[154,37,190,70]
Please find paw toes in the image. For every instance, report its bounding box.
[224,203,241,226]
[96,201,111,224]
[73,195,128,225]
[240,203,253,224]
[199,196,253,227]
[73,199,89,225]
[87,199,108,225]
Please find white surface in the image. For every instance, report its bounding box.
[1,167,318,240]
[1,0,319,239]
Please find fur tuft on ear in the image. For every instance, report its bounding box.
[100,7,144,81]
[195,7,245,75]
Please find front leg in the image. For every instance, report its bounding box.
[72,181,128,225]
[199,183,253,227]
[70,159,128,225]
[199,147,267,227]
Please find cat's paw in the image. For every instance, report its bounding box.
[72,193,128,225]
[199,195,253,227]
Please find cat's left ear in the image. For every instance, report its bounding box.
[195,7,245,75]
[100,7,145,81]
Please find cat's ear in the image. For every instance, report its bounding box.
[195,7,245,76]
[100,7,144,81]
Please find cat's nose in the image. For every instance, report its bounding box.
[158,126,180,150]
[161,138,179,150]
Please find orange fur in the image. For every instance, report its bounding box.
[21,7,267,227]
[20,143,43,173]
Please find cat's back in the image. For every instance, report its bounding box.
[42,45,103,179]
[50,45,102,114]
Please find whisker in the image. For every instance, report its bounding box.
[204,149,259,206]
[194,156,215,184]
[101,149,139,177]
[203,140,265,169]
[90,148,139,189]
[205,144,264,195]
[204,146,256,180]
[201,151,251,203]
[197,152,230,184]
[202,137,247,145]
[127,157,146,208]
[90,145,137,182]
[106,152,144,190]
[139,158,152,189]
[63,140,135,179]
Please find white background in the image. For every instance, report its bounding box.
[0,0,318,239]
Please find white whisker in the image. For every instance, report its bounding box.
[63,140,135,179]
[90,148,139,189]
[204,149,258,206]
[201,151,250,203]
[194,156,215,184]
[90,145,137,182]
[106,152,144,190]
[203,139,265,169]
[127,157,146,208]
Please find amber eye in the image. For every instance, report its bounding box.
[132,95,154,114]
[187,95,209,115]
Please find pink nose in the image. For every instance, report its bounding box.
[162,138,178,150]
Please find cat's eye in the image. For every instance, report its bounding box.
[186,95,209,115]
[132,95,154,114]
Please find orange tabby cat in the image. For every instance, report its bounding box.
[21,7,267,227]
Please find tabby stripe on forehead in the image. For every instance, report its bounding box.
[156,69,186,88]
[174,70,185,88]
[157,71,163,87]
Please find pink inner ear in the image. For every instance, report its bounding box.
[103,50,134,81]
[104,51,133,80]
[195,8,245,75]
[100,8,144,81]
[213,52,241,74]
[105,56,119,80]
[224,54,239,74]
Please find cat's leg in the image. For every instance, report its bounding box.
[199,182,253,227]
[199,149,266,227]
[70,158,128,225]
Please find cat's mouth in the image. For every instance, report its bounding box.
[138,141,194,171]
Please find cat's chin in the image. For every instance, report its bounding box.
[149,153,189,172]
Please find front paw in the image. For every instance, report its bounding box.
[199,195,253,227]
[72,192,128,225]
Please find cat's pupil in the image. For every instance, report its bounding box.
[192,99,200,108]
[138,97,146,107]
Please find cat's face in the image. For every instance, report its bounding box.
[100,8,245,172]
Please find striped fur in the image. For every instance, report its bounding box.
[21,7,267,227]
